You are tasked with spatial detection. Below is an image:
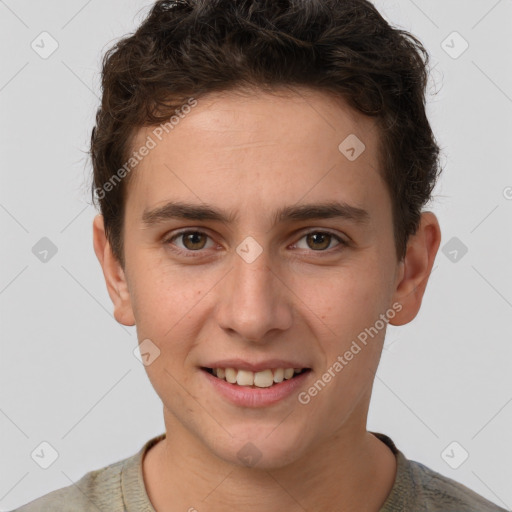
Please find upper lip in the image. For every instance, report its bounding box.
[202,359,311,372]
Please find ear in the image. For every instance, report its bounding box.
[92,214,136,326]
[389,211,441,326]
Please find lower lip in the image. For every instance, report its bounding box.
[201,369,311,408]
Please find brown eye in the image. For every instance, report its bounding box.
[165,230,214,254]
[295,231,346,252]
[306,232,331,250]
[179,231,208,250]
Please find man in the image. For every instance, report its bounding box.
[14,0,507,510]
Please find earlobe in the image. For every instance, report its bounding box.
[92,214,136,327]
[389,212,441,326]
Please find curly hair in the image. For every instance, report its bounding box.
[90,0,441,268]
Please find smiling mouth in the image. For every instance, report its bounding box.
[201,367,311,388]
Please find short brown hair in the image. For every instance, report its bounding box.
[90,0,441,267]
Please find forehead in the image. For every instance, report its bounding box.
[125,87,387,226]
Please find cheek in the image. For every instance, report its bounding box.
[307,263,392,354]
[127,256,207,344]
[309,263,386,317]
[130,246,191,302]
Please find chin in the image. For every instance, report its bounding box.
[209,423,309,470]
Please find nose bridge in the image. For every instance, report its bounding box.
[216,235,291,341]
[233,235,278,311]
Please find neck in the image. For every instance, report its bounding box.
[143,412,397,512]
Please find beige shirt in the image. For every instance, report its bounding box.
[12,432,508,512]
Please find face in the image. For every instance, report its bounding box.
[97,87,417,469]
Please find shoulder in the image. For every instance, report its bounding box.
[11,457,128,512]
[407,458,508,512]
[372,432,508,512]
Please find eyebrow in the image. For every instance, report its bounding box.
[141,200,370,227]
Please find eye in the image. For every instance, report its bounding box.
[164,230,215,255]
[163,229,348,257]
[293,231,347,252]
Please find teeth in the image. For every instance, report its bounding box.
[236,370,254,386]
[209,367,305,388]
[273,368,284,383]
[225,368,237,384]
[284,368,295,379]
[253,369,274,388]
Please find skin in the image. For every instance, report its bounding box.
[93,86,441,512]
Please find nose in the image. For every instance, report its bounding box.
[215,241,293,344]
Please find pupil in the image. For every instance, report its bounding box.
[309,232,329,250]
[185,232,205,250]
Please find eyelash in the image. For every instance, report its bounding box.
[162,229,348,258]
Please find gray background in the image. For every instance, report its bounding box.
[1,0,511,510]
